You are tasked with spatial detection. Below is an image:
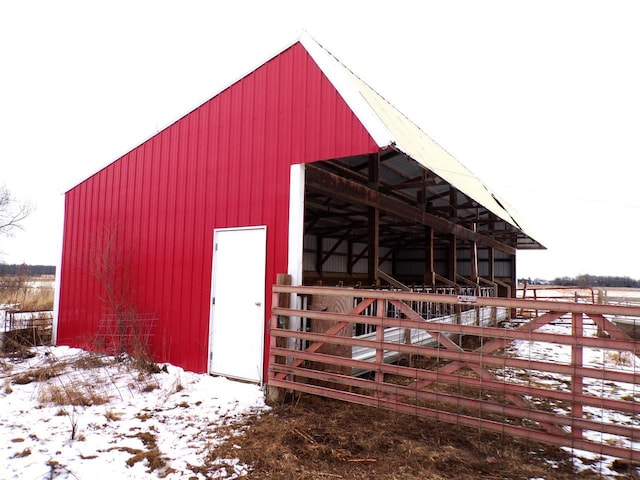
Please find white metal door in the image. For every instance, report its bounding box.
[209,226,266,383]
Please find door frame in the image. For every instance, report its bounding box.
[207,225,267,383]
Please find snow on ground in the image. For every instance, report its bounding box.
[0,346,267,479]
[499,315,640,477]
[2,312,639,479]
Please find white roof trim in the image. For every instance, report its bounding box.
[299,33,543,247]
[299,33,394,149]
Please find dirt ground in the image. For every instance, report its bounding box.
[215,394,626,480]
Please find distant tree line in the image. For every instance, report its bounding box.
[0,264,56,276]
[551,274,640,288]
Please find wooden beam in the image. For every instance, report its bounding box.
[448,234,457,283]
[319,230,353,267]
[368,154,380,285]
[470,223,479,283]
[305,165,516,255]
[315,235,323,274]
[488,247,495,283]
[424,226,435,285]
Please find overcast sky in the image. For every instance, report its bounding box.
[1,1,639,280]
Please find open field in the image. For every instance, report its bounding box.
[0,274,54,311]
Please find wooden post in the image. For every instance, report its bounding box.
[315,235,323,276]
[368,153,380,286]
[470,224,479,287]
[276,273,291,349]
[448,234,457,286]
[375,298,385,392]
[571,311,584,439]
[267,274,292,405]
[488,247,495,284]
[424,226,435,287]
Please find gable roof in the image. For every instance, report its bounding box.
[299,33,543,250]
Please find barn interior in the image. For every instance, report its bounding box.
[302,150,544,297]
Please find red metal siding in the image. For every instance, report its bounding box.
[57,42,379,373]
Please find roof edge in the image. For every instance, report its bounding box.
[299,32,395,149]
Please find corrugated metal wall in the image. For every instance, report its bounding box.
[58,42,379,373]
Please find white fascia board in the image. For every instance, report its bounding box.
[52,192,65,345]
[299,33,395,149]
[287,164,305,287]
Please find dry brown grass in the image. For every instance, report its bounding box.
[123,431,171,474]
[19,286,54,311]
[11,362,63,385]
[0,275,54,311]
[212,395,605,480]
[37,382,109,406]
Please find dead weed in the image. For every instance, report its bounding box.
[37,383,109,406]
[12,362,63,385]
[213,395,602,480]
[124,431,171,474]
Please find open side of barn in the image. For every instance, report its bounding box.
[55,33,543,381]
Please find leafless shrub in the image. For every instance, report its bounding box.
[90,226,159,375]
[69,407,79,441]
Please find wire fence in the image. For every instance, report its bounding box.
[95,312,157,356]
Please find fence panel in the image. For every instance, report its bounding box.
[269,285,640,462]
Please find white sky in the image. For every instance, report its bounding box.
[1,0,639,280]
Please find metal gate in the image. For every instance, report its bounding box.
[268,285,640,461]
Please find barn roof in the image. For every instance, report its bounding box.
[298,33,543,250]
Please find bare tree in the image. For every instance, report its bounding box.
[90,225,135,319]
[90,225,156,364]
[0,185,33,237]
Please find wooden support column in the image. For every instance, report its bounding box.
[448,234,457,285]
[315,235,323,276]
[368,209,380,285]
[368,153,380,286]
[448,187,458,289]
[267,273,292,405]
[509,253,517,298]
[488,247,495,283]
[424,226,435,286]
[470,224,479,284]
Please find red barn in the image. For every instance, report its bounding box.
[55,34,543,382]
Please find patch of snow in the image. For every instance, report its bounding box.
[0,347,267,479]
[499,315,640,478]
